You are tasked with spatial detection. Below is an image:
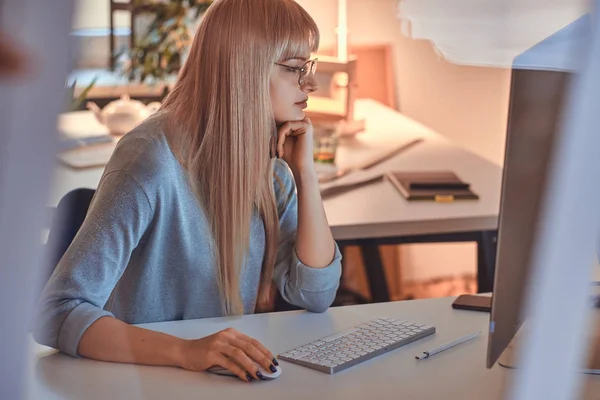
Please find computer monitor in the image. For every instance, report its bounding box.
[487,13,600,373]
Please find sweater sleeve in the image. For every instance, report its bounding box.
[271,160,342,313]
[32,171,152,357]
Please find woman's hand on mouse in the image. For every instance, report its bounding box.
[276,117,315,177]
[176,328,278,382]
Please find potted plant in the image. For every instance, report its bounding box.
[118,0,213,85]
[65,77,98,111]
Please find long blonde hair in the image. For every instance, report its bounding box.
[160,0,319,315]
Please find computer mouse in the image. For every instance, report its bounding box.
[207,364,282,380]
[257,364,282,379]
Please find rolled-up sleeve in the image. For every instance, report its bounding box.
[32,171,152,357]
[272,160,342,313]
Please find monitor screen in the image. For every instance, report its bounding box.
[486,14,590,369]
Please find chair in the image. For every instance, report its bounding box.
[43,188,96,289]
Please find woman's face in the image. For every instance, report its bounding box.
[270,57,317,124]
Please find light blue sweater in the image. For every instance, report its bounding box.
[33,119,342,357]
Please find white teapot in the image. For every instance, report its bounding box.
[86,94,161,136]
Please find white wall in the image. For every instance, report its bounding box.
[73,0,129,30]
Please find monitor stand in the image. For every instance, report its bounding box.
[498,312,600,375]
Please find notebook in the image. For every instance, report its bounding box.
[385,171,479,202]
[56,141,117,169]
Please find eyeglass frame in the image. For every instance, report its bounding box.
[273,58,318,86]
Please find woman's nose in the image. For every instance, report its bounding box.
[300,73,318,93]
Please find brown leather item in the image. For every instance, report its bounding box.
[385,171,479,202]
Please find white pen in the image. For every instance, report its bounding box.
[415,331,481,360]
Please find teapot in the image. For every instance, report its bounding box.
[86,94,161,136]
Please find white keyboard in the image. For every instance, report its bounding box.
[279,317,435,374]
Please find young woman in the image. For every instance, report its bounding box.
[33,0,342,383]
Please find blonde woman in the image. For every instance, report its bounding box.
[34,0,341,383]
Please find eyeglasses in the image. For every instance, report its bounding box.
[274,58,318,86]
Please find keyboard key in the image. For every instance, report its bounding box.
[323,329,359,342]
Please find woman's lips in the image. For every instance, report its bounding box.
[295,100,308,109]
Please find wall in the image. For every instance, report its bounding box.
[73,0,129,30]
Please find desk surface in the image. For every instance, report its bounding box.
[50,99,503,241]
[30,296,600,400]
[325,101,503,240]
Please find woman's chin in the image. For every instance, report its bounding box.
[290,110,306,121]
[275,111,306,124]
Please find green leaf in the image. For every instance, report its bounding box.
[67,76,98,111]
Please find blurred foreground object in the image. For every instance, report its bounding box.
[0,31,28,76]
[0,1,76,399]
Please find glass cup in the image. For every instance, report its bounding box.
[313,124,339,165]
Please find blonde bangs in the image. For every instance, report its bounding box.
[272,1,320,62]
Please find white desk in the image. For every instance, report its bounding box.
[30,297,600,399]
[323,100,502,241]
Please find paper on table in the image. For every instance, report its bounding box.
[55,111,118,168]
[57,111,109,138]
[57,111,113,151]
[318,138,424,184]
[56,140,118,169]
[317,137,425,198]
[319,169,384,198]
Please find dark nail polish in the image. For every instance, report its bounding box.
[256,371,266,380]
[272,358,279,366]
[269,365,277,373]
[246,373,254,382]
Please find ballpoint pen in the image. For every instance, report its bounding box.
[415,331,481,360]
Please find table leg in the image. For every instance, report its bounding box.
[339,230,498,301]
[358,245,391,303]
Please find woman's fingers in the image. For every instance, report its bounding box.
[276,120,309,158]
[235,332,276,365]
[213,353,254,382]
[220,344,264,380]
[202,329,277,381]
[231,337,275,372]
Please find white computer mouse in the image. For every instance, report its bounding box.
[208,364,282,380]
